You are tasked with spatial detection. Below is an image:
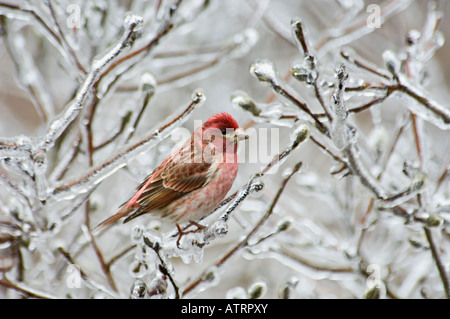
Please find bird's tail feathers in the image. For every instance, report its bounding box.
[92,205,134,234]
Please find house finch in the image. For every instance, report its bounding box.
[94,113,248,243]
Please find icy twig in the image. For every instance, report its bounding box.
[158,29,257,88]
[220,176,264,223]
[340,48,392,80]
[331,64,350,150]
[397,75,450,128]
[95,112,133,150]
[125,73,157,142]
[309,135,346,166]
[275,246,356,274]
[344,131,387,200]
[49,135,82,182]
[0,138,33,160]
[342,48,450,129]
[106,245,136,270]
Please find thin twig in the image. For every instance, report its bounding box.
[84,202,118,292]
[274,85,329,136]
[0,278,56,299]
[143,237,180,299]
[0,167,33,209]
[424,227,450,298]
[340,49,392,80]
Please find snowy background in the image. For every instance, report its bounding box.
[0,0,449,298]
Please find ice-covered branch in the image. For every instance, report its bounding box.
[39,13,143,153]
[250,59,329,135]
[342,48,450,129]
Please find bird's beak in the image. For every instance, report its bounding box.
[232,128,249,143]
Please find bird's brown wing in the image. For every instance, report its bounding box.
[123,143,213,223]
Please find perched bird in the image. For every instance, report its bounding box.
[94,113,248,242]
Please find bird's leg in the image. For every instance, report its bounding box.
[176,221,206,248]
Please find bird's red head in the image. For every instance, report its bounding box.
[202,112,239,132]
[198,113,247,159]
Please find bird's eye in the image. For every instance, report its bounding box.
[221,129,227,135]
